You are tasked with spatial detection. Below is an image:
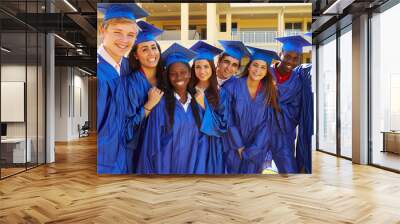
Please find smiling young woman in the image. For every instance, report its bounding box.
[137,43,219,174]
[120,21,165,173]
[222,46,280,174]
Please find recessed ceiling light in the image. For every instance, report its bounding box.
[63,0,78,12]
[54,34,75,48]
[78,67,93,76]
[1,47,11,53]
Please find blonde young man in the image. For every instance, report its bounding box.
[97,4,148,174]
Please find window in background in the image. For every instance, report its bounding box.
[371,2,400,171]
[317,35,337,154]
[340,26,352,158]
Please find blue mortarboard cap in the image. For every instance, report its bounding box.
[304,32,312,37]
[135,21,164,45]
[275,35,311,54]
[190,41,223,61]
[246,46,279,65]
[218,40,250,61]
[161,43,197,68]
[98,3,149,22]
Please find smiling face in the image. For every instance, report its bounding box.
[279,51,301,72]
[135,41,160,69]
[248,60,268,82]
[168,62,191,93]
[216,54,240,80]
[101,19,138,62]
[194,59,212,82]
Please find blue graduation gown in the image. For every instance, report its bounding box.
[121,70,152,172]
[138,96,216,174]
[97,55,131,174]
[200,88,229,174]
[220,75,237,88]
[222,77,270,174]
[268,63,313,173]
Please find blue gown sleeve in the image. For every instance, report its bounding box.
[295,64,313,173]
[242,111,269,161]
[137,101,163,174]
[222,85,245,151]
[121,75,146,148]
[200,88,229,137]
[97,78,111,133]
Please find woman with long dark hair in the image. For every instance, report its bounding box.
[223,46,280,174]
[138,43,217,174]
[189,41,229,174]
[121,21,164,173]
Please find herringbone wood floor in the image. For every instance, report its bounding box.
[1,135,400,224]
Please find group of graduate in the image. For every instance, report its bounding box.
[97,3,314,175]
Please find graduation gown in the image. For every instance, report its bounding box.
[222,77,270,174]
[97,55,131,174]
[200,88,229,174]
[268,63,313,173]
[137,95,217,174]
[219,75,237,89]
[120,69,152,173]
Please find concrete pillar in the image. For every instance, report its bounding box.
[207,3,217,44]
[216,13,220,33]
[352,14,369,165]
[277,9,285,36]
[46,0,55,163]
[303,18,308,32]
[181,3,189,41]
[226,11,232,39]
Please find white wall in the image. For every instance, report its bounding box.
[54,67,89,141]
[1,65,28,138]
[1,64,45,164]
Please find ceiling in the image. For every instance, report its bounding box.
[1,0,314,75]
[311,0,390,42]
[0,0,97,74]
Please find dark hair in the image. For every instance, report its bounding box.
[128,41,164,89]
[240,60,280,112]
[189,59,220,109]
[163,62,201,130]
[217,52,241,68]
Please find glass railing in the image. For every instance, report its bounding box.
[231,30,307,44]
[158,30,201,41]
[231,31,279,43]
[284,30,304,36]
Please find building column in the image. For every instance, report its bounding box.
[277,9,285,36]
[181,3,189,42]
[226,11,232,40]
[46,1,55,163]
[303,18,308,32]
[207,3,217,45]
[352,14,369,165]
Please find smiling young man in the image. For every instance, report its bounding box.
[216,40,250,88]
[97,3,148,174]
[268,35,313,174]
